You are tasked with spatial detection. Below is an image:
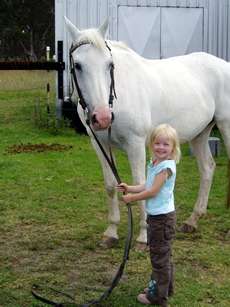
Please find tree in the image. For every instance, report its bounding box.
[0,0,54,60]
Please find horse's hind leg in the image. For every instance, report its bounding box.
[180,122,216,232]
[216,119,230,207]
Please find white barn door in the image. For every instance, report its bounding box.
[118,6,160,59]
[117,5,205,59]
[161,7,204,58]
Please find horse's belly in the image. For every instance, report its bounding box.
[150,94,215,142]
[165,110,213,142]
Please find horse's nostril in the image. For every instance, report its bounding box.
[92,114,97,124]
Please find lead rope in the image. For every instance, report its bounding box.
[31,125,133,306]
[32,39,132,306]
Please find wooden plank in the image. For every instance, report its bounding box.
[127,0,138,6]
[78,0,88,28]
[87,0,98,27]
[67,0,77,27]
[166,0,177,7]
[109,0,118,39]
[228,0,230,60]
[98,0,109,25]
[0,61,65,71]
[117,0,127,5]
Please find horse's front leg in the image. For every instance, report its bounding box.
[90,138,120,248]
[126,141,147,248]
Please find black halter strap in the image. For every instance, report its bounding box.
[105,41,117,108]
[69,41,89,111]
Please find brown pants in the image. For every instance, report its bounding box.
[147,211,176,306]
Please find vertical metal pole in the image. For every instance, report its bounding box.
[46,46,51,61]
[57,40,64,119]
[46,83,51,127]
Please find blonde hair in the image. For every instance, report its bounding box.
[148,124,181,163]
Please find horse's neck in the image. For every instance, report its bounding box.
[112,42,159,76]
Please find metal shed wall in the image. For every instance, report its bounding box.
[55,0,230,96]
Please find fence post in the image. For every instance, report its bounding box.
[56,40,64,120]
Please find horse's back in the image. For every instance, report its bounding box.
[150,52,230,103]
[153,52,228,78]
[145,52,230,140]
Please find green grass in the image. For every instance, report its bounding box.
[0,71,229,306]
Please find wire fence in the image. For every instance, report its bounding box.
[0,70,61,132]
[0,70,86,134]
[0,70,56,92]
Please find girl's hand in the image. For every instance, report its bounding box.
[116,183,129,194]
[121,194,133,204]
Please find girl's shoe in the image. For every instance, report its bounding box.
[137,293,162,305]
[137,293,152,305]
[143,279,157,296]
[143,287,148,294]
[138,293,168,307]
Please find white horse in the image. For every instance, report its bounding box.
[65,17,230,247]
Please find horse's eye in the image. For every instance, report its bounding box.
[75,63,82,71]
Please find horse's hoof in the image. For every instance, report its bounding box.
[100,236,119,248]
[135,242,148,252]
[178,223,197,233]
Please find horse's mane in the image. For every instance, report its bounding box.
[108,40,143,59]
[77,29,107,50]
[108,40,129,50]
[76,28,134,54]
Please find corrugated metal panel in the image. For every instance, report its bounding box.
[118,6,161,58]
[218,0,228,59]
[228,0,230,60]
[161,7,204,58]
[55,0,230,58]
[55,0,230,96]
[207,0,229,60]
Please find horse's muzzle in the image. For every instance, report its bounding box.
[91,106,114,130]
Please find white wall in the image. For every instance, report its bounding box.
[55,0,230,97]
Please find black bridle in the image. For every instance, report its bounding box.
[32,40,133,306]
[69,40,117,125]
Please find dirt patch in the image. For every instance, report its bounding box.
[6,143,73,154]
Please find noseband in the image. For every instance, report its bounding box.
[69,40,117,125]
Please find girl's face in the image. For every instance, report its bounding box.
[152,135,174,162]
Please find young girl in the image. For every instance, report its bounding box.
[117,123,181,307]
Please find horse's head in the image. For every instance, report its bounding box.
[65,17,116,131]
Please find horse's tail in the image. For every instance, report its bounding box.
[227,160,230,208]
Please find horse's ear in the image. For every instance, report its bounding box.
[64,16,81,41]
[98,18,109,38]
